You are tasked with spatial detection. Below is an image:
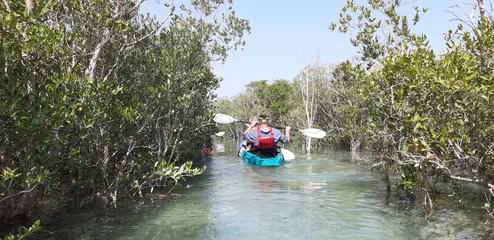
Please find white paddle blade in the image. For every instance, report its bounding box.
[216,144,225,153]
[299,128,326,139]
[215,131,225,137]
[281,149,296,161]
[213,114,238,124]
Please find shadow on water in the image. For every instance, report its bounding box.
[39,140,493,240]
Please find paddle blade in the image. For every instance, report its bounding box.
[215,131,225,137]
[299,128,326,139]
[281,149,295,161]
[213,114,238,124]
[215,144,225,153]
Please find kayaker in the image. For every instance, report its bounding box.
[243,115,291,156]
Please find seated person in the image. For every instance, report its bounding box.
[243,115,291,157]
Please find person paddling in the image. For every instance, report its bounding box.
[243,115,291,156]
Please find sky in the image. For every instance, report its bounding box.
[142,0,467,98]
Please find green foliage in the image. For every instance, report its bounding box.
[2,220,42,240]
[267,80,293,124]
[329,0,494,216]
[215,79,296,140]
[217,0,494,220]
[0,0,250,226]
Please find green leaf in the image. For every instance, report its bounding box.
[454,103,464,111]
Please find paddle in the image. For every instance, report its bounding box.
[213,114,327,139]
[281,148,295,161]
[215,131,225,137]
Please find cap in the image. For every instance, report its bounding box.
[258,114,268,123]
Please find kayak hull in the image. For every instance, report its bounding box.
[238,142,284,167]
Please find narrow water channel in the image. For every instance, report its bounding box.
[44,141,488,239]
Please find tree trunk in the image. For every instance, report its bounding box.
[25,0,34,16]
[477,0,485,18]
[87,29,111,82]
[306,136,312,154]
[475,0,488,75]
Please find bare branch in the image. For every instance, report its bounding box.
[129,0,146,15]
[0,185,39,204]
[470,0,478,21]
[25,0,34,16]
[124,0,174,47]
[2,0,11,12]
[477,0,486,18]
[86,29,111,82]
[447,4,477,30]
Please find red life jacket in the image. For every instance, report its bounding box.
[203,147,211,156]
[256,127,275,149]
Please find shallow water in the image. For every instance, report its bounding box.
[44,142,491,239]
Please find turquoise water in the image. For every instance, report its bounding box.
[45,141,489,239]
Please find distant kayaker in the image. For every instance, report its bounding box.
[243,115,291,156]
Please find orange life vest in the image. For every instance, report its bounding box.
[256,127,275,149]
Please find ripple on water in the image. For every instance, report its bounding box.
[43,148,492,240]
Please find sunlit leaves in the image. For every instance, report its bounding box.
[330,0,494,211]
[1,0,249,223]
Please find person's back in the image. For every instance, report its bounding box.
[243,115,291,156]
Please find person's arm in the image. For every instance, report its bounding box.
[243,117,258,135]
[285,126,291,142]
[275,127,291,143]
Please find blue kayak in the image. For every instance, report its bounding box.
[238,141,284,167]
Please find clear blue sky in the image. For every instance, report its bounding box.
[142,1,463,98]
